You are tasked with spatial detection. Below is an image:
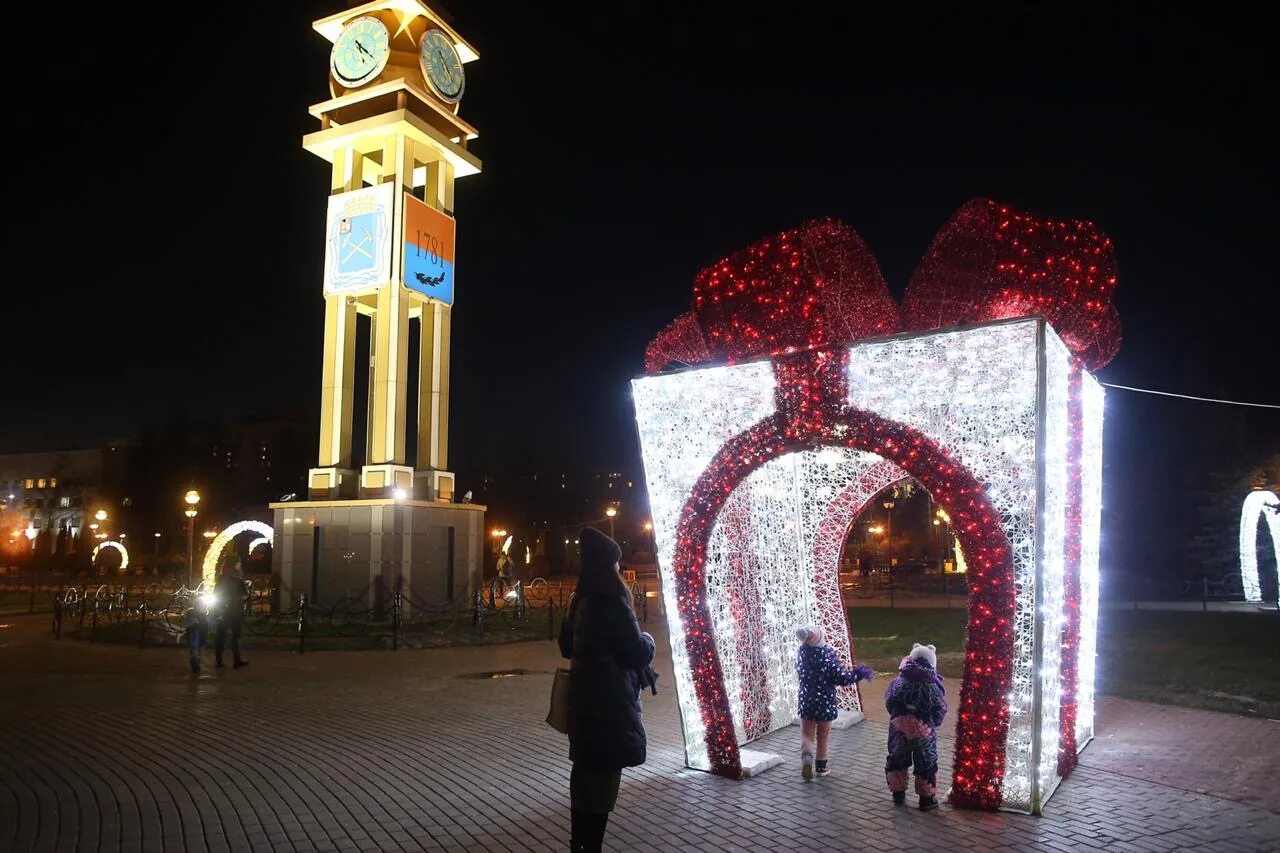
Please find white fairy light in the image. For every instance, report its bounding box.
[1035,328,1071,805]
[1239,490,1280,604]
[201,521,275,586]
[633,361,776,770]
[91,540,129,571]
[1076,373,1105,747]
[848,319,1041,809]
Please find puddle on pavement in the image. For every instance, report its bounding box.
[456,669,537,679]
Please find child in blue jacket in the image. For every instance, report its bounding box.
[794,625,874,779]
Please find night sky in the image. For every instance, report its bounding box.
[9,3,1277,571]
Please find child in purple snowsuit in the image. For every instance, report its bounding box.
[794,625,874,780]
[884,642,947,810]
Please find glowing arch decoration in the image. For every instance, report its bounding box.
[634,318,1104,814]
[1240,490,1280,603]
[202,521,274,586]
[91,540,129,571]
[248,537,272,553]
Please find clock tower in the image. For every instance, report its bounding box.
[270,0,485,606]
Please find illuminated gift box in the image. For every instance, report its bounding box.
[633,202,1117,813]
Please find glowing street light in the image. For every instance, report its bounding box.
[605,504,619,539]
[94,509,108,522]
[184,490,201,587]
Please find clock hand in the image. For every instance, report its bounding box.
[355,39,373,59]
[436,50,452,83]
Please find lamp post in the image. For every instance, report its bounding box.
[184,490,200,588]
[605,505,618,540]
[882,499,895,564]
[153,532,161,577]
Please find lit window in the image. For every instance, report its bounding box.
[50,478,57,488]
[38,479,46,489]
[59,497,71,508]
[25,479,34,489]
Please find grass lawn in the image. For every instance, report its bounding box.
[1096,609,1280,719]
[847,606,1280,719]
[846,607,967,677]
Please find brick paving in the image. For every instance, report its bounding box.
[1,614,1277,852]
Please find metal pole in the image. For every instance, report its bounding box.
[1202,577,1208,613]
[187,517,195,589]
[298,594,307,654]
[392,591,401,651]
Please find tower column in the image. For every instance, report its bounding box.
[361,135,415,496]
[417,302,452,472]
[309,145,364,499]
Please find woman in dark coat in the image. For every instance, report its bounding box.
[558,527,655,853]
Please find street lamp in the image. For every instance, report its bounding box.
[94,509,108,522]
[184,490,200,588]
[882,499,896,564]
[605,505,618,539]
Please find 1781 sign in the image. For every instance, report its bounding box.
[403,194,456,306]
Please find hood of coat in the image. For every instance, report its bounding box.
[897,655,945,689]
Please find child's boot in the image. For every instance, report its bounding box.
[801,751,814,780]
[815,759,830,777]
[919,795,939,811]
[892,792,906,806]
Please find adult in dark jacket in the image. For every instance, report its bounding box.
[558,527,655,853]
[213,558,249,669]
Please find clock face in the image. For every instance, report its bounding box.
[331,17,390,88]
[419,28,465,104]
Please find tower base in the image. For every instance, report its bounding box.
[269,498,486,608]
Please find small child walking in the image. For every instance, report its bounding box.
[884,642,947,810]
[794,625,874,780]
[183,604,209,675]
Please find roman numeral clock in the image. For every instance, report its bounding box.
[270,1,486,610]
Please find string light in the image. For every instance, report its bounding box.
[1075,374,1105,749]
[91,540,129,571]
[201,521,275,586]
[1239,490,1280,603]
[902,198,1122,371]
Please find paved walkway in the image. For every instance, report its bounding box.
[0,614,1277,852]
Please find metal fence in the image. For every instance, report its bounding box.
[43,577,658,651]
